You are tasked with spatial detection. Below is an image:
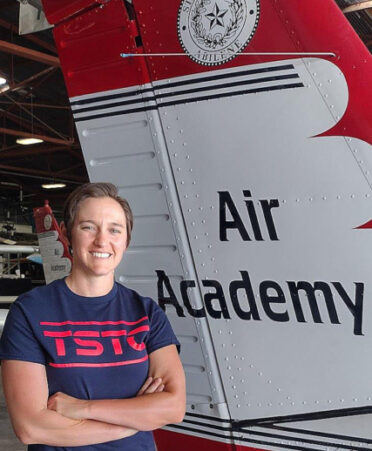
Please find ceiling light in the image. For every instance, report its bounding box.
[16,137,44,145]
[42,183,66,189]
[0,77,6,86]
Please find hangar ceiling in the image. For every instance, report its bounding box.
[0,0,371,235]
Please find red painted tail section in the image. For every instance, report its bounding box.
[154,429,267,451]
[42,0,371,144]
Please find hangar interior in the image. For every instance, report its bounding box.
[0,1,370,450]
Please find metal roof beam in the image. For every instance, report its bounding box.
[0,127,74,146]
[0,108,48,135]
[0,66,57,97]
[0,18,57,54]
[0,163,86,182]
[0,145,69,160]
[0,41,60,66]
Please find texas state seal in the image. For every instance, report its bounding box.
[178,0,260,66]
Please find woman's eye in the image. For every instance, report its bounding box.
[111,228,121,234]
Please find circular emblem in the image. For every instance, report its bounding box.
[44,214,52,231]
[178,0,260,66]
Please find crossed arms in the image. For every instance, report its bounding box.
[1,345,186,447]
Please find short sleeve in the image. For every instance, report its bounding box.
[145,301,180,355]
[0,302,46,365]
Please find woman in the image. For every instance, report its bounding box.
[0,183,186,450]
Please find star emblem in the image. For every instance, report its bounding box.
[205,3,228,30]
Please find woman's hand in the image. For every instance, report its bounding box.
[47,392,88,420]
[137,377,164,396]
[47,377,164,420]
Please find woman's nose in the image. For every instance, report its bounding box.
[94,230,107,246]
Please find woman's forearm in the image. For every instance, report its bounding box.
[19,407,136,446]
[85,391,185,431]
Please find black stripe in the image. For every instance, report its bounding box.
[73,73,299,115]
[267,425,372,446]
[70,87,154,107]
[181,418,372,451]
[185,411,231,423]
[74,83,304,122]
[168,423,323,451]
[70,64,295,107]
[234,405,372,427]
[154,64,295,92]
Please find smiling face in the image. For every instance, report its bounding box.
[68,196,127,282]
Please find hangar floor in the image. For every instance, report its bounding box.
[0,369,26,451]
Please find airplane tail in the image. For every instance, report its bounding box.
[33,200,72,284]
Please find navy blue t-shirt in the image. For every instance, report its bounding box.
[0,279,180,450]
